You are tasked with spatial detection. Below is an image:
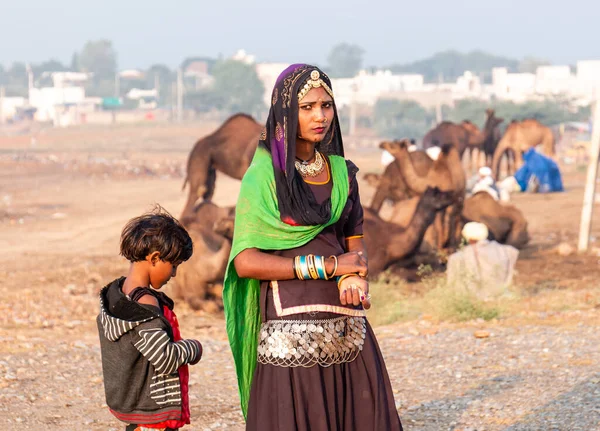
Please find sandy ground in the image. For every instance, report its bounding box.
[0,125,599,431]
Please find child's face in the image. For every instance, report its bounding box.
[149,259,180,289]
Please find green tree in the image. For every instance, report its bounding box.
[0,64,6,86]
[210,59,265,116]
[77,40,117,82]
[373,99,434,139]
[388,50,519,83]
[32,59,69,76]
[518,56,551,73]
[5,62,28,97]
[327,43,365,78]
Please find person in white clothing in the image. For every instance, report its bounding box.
[446,222,519,299]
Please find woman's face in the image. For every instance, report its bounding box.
[297,87,334,144]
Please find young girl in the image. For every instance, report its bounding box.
[97,206,203,431]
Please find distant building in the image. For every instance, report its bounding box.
[491,68,537,102]
[256,63,290,106]
[0,96,27,123]
[576,60,600,101]
[535,65,573,96]
[28,71,91,126]
[332,70,425,108]
[184,61,213,90]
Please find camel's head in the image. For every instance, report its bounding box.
[380,139,410,155]
[485,108,495,117]
[421,187,455,211]
[214,216,235,240]
[440,143,454,156]
[363,173,381,188]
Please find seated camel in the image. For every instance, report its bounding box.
[363,187,454,277]
[461,191,529,249]
[173,201,236,312]
[365,144,433,213]
[382,139,466,251]
[181,113,262,221]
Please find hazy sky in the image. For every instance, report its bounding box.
[2,0,599,69]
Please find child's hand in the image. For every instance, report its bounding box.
[338,275,371,310]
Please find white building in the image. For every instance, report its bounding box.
[331,70,425,108]
[535,65,574,96]
[256,63,290,106]
[0,96,27,123]
[576,60,600,100]
[491,68,537,102]
[28,71,91,126]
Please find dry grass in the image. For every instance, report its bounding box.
[368,264,600,327]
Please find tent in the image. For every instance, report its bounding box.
[514,148,564,193]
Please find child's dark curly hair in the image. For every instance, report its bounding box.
[120,205,193,263]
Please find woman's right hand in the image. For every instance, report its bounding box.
[333,251,367,278]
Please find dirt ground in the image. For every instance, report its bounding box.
[0,124,599,431]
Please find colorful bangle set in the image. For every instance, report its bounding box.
[293,254,338,280]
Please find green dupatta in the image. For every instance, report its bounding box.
[222,146,349,418]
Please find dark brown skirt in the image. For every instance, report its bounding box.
[246,320,403,431]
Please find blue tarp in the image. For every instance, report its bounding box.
[514,148,564,193]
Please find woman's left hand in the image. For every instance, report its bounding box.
[339,275,371,310]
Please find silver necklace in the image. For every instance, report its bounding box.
[295,151,325,177]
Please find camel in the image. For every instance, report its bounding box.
[173,201,236,312]
[461,192,529,248]
[460,110,504,168]
[422,111,504,171]
[422,121,472,156]
[480,109,504,166]
[363,187,455,276]
[491,119,555,180]
[382,139,466,250]
[365,143,434,212]
[181,113,262,222]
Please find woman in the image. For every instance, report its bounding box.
[223,64,403,430]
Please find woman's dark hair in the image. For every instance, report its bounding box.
[120,205,193,263]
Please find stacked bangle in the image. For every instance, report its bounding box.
[335,273,357,290]
[293,254,334,280]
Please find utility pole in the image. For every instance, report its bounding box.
[0,86,5,125]
[349,82,357,136]
[113,71,120,125]
[435,72,443,124]
[154,73,160,105]
[177,68,183,123]
[578,96,600,252]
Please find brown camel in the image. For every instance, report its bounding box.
[383,139,466,250]
[181,113,261,222]
[461,192,529,248]
[173,201,235,312]
[365,143,434,212]
[422,121,472,156]
[363,187,455,276]
[480,109,504,166]
[491,119,555,180]
[422,111,503,169]
[460,110,504,168]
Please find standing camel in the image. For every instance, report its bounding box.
[459,109,505,169]
[491,119,555,180]
[181,113,262,221]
